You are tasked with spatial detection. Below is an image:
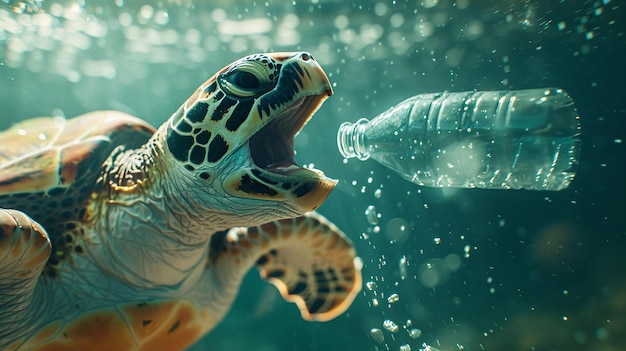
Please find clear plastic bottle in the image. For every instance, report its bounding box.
[337,88,581,190]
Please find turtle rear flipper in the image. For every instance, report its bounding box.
[215,212,361,322]
[0,209,51,328]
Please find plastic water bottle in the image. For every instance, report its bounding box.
[337,88,581,191]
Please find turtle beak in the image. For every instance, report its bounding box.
[223,52,337,213]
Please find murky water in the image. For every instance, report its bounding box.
[2,1,625,350]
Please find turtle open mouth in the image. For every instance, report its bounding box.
[249,92,331,178]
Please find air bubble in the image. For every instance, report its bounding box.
[154,10,169,25]
[399,255,408,280]
[387,293,400,304]
[136,5,153,25]
[464,245,471,258]
[366,281,378,290]
[444,254,461,270]
[408,328,422,339]
[365,205,379,225]
[383,319,399,333]
[385,218,409,243]
[596,327,609,341]
[374,188,382,198]
[370,328,385,344]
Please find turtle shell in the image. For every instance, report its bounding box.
[0,111,155,273]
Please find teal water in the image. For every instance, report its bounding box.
[1,1,625,350]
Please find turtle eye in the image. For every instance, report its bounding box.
[218,59,276,99]
[232,71,259,89]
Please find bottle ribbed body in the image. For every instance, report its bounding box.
[337,88,581,190]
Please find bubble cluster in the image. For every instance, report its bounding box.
[0,2,310,83]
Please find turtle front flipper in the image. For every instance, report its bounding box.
[0,209,51,343]
[212,212,362,322]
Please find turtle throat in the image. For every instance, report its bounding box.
[248,94,328,174]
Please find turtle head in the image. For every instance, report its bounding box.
[163,52,336,215]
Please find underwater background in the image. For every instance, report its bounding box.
[1,0,625,350]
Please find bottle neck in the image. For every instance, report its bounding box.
[337,118,371,160]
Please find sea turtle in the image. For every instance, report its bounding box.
[0,52,361,350]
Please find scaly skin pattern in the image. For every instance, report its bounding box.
[0,52,362,351]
